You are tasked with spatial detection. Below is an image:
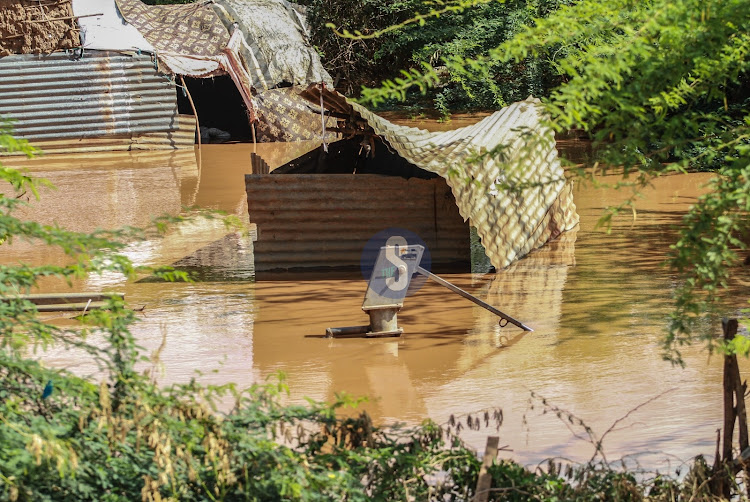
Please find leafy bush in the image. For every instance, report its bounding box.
[295,0,570,112]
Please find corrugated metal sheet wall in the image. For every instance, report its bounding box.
[246,174,470,273]
[0,51,179,141]
[0,115,197,155]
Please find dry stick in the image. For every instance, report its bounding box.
[26,13,102,23]
[251,122,257,153]
[709,428,726,498]
[597,388,676,445]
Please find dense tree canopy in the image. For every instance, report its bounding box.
[296,0,572,112]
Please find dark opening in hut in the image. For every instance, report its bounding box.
[176,76,253,143]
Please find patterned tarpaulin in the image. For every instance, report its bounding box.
[114,0,258,120]
[300,85,580,270]
[111,0,333,130]
[254,87,336,142]
[115,0,228,58]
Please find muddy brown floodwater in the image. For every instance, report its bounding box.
[1,134,749,472]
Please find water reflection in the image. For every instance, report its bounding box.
[0,143,747,470]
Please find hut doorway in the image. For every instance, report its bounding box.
[176,75,253,143]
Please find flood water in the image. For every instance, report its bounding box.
[2,136,749,473]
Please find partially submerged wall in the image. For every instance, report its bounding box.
[245,174,471,275]
[0,0,80,55]
[0,51,183,152]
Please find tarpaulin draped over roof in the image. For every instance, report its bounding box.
[253,87,337,142]
[300,85,579,270]
[73,0,155,53]
[115,0,228,77]
[212,0,332,90]
[113,0,258,121]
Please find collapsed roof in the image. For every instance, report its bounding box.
[297,85,580,269]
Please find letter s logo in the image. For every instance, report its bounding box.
[385,235,408,292]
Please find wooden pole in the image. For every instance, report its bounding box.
[716,318,741,498]
[180,75,201,171]
[251,122,257,153]
[474,436,499,502]
[725,319,748,453]
[722,322,736,463]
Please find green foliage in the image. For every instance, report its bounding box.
[0,0,742,495]
[0,124,739,500]
[356,0,750,363]
[296,0,569,111]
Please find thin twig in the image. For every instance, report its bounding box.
[26,13,102,23]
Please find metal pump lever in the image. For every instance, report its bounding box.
[416,266,533,332]
[325,243,532,338]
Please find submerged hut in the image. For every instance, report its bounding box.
[246,85,579,274]
[0,0,334,153]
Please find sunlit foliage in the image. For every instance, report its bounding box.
[296,0,572,113]
[349,0,750,362]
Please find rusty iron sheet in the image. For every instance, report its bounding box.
[0,51,179,142]
[0,115,195,155]
[245,173,470,273]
